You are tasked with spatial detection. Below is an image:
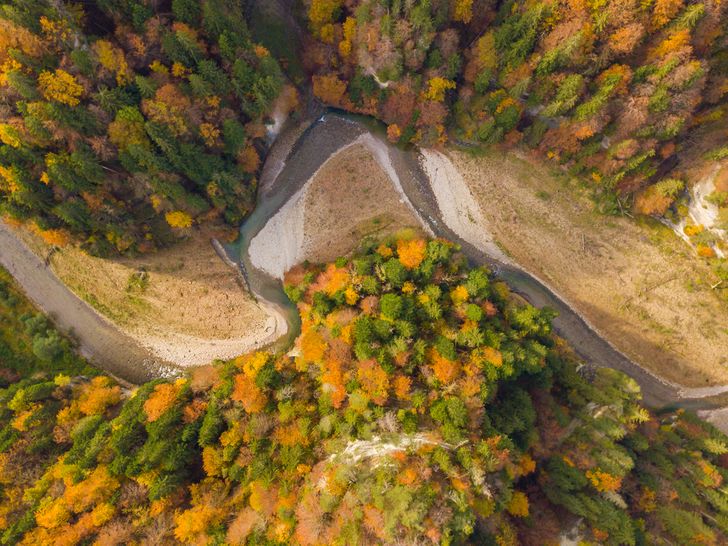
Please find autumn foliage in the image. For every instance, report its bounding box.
[0,0,286,255]
[302,0,728,229]
[1,244,727,544]
[143,381,182,422]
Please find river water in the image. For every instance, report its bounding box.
[233,110,728,411]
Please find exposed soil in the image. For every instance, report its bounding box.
[451,149,728,387]
[1,221,175,382]
[302,144,422,263]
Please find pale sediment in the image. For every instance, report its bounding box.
[664,166,727,258]
[248,133,431,281]
[135,298,287,366]
[697,407,728,435]
[249,184,308,279]
[419,149,511,264]
[445,148,728,391]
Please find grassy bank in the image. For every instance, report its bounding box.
[9,227,273,366]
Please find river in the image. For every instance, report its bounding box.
[1,104,726,416]
[234,110,728,412]
[0,221,180,384]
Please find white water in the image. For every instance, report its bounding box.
[265,88,293,143]
[265,108,287,143]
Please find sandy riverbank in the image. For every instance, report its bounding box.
[249,184,308,279]
[301,144,423,263]
[249,134,429,280]
[9,226,277,368]
[0,221,177,381]
[136,297,288,366]
[445,148,728,388]
[420,149,512,265]
[698,407,728,434]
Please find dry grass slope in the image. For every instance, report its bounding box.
[13,228,272,366]
[452,149,728,387]
[302,144,423,262]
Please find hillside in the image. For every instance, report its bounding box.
[0,0,289,255]
[449,147,728,387]
[302,0,728,252]
[1,238,727,545]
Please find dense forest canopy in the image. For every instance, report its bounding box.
[1,239,727,545]
[0,267,95,384]
[1,0,726,256]
[304,0,728,217]
[0,0,284,255]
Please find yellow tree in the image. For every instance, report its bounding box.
[357,359,389,405]
[423,77,456,102]
[142,83,191,136]
[174,504,223,544]
[652,0,685,30]
[237,147,260,173]
[397,239,426,269]
[231,374,267,413]
[506,491,530,517]
[93,39,132,85]
[0,19,43,66]
[0,123,21,147]
[338,16,356,57]
[387,124,402,142]
[309,0,343,36]
[312,74,347,106]
[77,377,121,416]
[165,211,193,228]
[453,0,474,24]
[37,228,72,247]
[430,347,460,384]
[38,69,84,106]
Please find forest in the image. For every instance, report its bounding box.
[1,239,727,545]
[0,0,284,255]
[1,0,726,257]
[0,267,94,383]
[1,2,727,543]
[302,0,728,225]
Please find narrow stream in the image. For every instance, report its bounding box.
[234,111,728,411]
[230,114,368,352]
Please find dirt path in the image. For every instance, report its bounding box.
[0,221,178,382]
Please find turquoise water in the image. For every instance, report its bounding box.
[230,113,369,351]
